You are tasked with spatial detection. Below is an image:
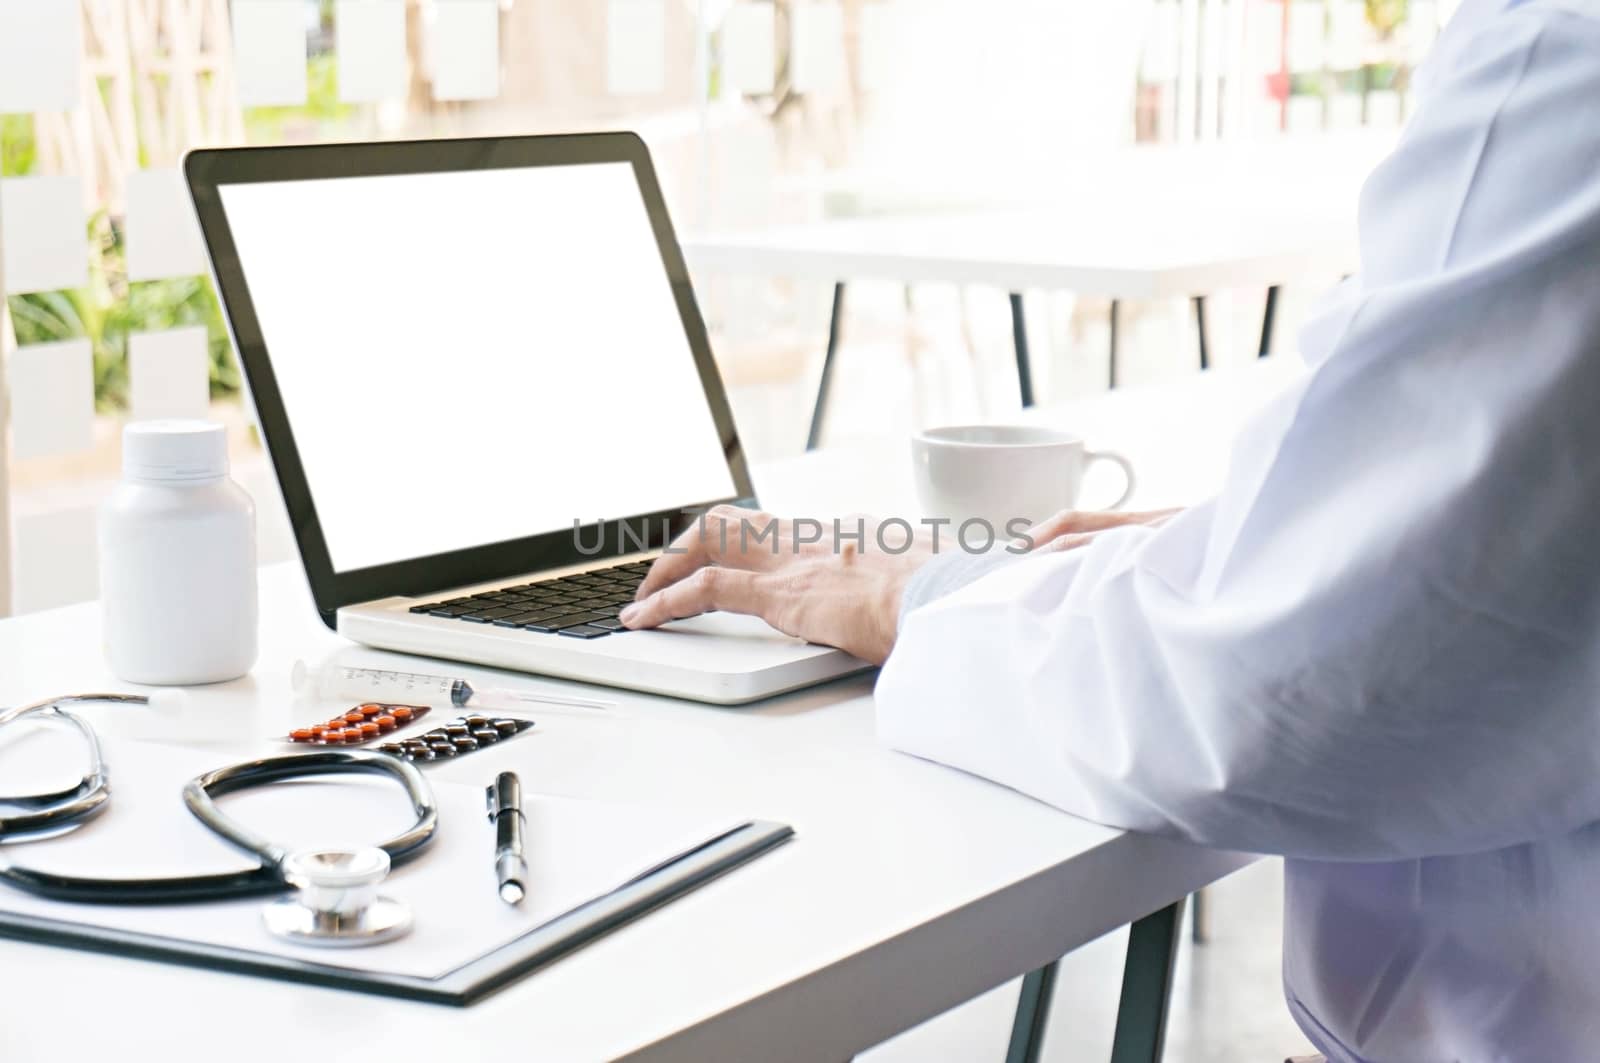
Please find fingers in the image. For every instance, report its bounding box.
[1042,532,1095,553]
[1027,509,1139,544]
[621,565,768,629]
[635,505,780,601]
[1019,507,1183,551]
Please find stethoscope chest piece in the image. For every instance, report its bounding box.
[262,847,412,947]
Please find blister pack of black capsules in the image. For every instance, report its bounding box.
[374,715,535,762]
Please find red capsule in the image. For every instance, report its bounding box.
[359,722,380,737]
[375,715,397,731]
[359,704,384,718]
[289,728,315,742]
[391,707,414,722]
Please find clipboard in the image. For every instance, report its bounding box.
[0,732,793,1006]
[0,819,792,1006]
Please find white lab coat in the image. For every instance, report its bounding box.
[876,2,1600,1059]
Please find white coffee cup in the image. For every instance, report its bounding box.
[912,425,1136,534]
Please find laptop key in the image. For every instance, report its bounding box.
[590,618,626,631]
[547,610,612,630]
[557,624,612,639]
[474,607,523,621]
[492,611,547,627]
[519,612,579,632]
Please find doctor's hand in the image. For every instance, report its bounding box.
[619,506,930,665]
[1021,507,1183,553]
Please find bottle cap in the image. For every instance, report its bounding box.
[122,420,229,482]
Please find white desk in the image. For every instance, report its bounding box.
[685,138,1374,447]
[0,362,1297,1063]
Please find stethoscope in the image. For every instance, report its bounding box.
[0,693,439,946]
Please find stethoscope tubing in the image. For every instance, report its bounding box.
[0,699,439,905]
[0,695,124,837]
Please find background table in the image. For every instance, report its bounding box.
[685,136,1375,448]
[0,360,1299,1063]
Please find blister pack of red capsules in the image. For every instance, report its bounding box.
[287,703,431,745]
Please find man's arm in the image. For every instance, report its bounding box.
[880,6,1600,863]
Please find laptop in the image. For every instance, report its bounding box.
[184,133,868,704]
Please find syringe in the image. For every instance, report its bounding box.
[291,660,615,714]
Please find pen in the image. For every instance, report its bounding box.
[486,771,529,905]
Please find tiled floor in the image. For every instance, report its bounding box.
[861,857,1316,1063]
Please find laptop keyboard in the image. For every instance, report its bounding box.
[406,559,655,639]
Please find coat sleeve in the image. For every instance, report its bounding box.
[876,7,1600,863]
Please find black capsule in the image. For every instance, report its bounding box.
[443,723,470,738]
[463,715,491,729]
[492,719,520,736]
[377,743,405,755]
[451,736,480,752]
[470,728,499,744]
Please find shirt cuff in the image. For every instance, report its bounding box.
[899,549,1023,630]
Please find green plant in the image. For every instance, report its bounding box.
[6,212,237,412]
[1364,0,1410,39]
[243,55,355,142]
[1,115,38,177]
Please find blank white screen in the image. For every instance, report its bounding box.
[218,163,738,573]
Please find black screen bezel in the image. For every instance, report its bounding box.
[185,133,755,628]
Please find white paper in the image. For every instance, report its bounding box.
[856,2,896,93]
[336,0,409,103]
[790,2,845,94]
[607,0,666,96]
[231,0,309,107]
[1327,1,1365,69]
[431,0,500,102]
[1286,93,1324,132]
[7,339,94,461]
[0,0,82,114]
[1253,0,1285,73]
[722,2,775,95]
[1367,88,1403,128]
[1255,97,1286,137]
[0,736,742,980]
[1328,90,1362,129]
[13,505,99,611]
[124,169,208,282]
[1404,2,1441,64]
[1287,0,1325,72]
[1141,2,1182,82]
[0,175,88,294]
[129,327,211,423]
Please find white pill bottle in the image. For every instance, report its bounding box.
[99,420,258,685]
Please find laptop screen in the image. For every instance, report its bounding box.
[215,161,739,574]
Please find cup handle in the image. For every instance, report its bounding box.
[1084,449,1136,511]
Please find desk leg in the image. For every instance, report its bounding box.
[807,282,847,452]
[1109,899,1185,1063]
[1192,296,1210,371]
[1258,285,1280,359]
[1009,291,1036,408]
[1005,958,1060,1063]
[1108,299,1121,390]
